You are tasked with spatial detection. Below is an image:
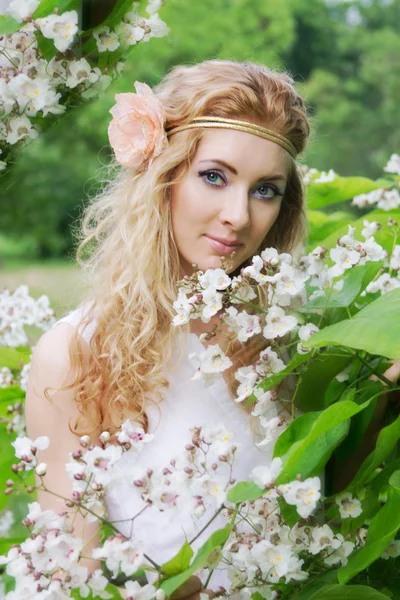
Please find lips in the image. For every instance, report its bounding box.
[205,235,242,255]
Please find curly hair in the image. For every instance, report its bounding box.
[52,59,312,437]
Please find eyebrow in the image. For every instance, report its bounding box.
[198,159,287,182]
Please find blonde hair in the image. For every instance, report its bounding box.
[55,59,312,436]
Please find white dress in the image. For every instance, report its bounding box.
[51,304,277,590]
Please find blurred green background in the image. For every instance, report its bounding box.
[1,0,399,318]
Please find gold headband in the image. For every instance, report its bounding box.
[166,116,297,159]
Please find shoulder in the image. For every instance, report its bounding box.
[33,321,91,382]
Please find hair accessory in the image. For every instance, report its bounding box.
[167,116,297,159]
[108,81,168,170]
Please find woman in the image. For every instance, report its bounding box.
[25,60,311,598]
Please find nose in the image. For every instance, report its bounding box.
[219,185,251,231]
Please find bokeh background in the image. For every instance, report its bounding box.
[1,0,399,324]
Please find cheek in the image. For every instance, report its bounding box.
[252,201,282,241]
[171,178,212,232]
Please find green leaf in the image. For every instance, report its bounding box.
[104,0,136,27]
[338,485,400,584]
[161,541,194,577]
[334,381,382,463]
[159,526,232,597]
[317,209,400,253]
[308,584,392,599]
[33,0,80,19]
[35,32,59,61]
[0,535,26,556]
[307,176,383,209]
[303,262,383,309]
[275,400,371,484]
[0,385,25,406]
[294,349,353,412]
[227,481,265,504]
[0,15,20,34]
[0,347,30,370]
[304,288,400,359]
[290,570,339,599]
[348,414,400,488]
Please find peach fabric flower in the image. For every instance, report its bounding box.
[108,81,167,170]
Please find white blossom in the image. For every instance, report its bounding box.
[5,115,39,144]
[382,540,400,559]
[250,458,283,488]
[336,492,362,519]
[361,220,380,240]
[93,26,120,52]
[7,0,40,22]
[313,169,336,183]
[308,524,342,555]
[92,535,145,578]
[324,540,355,566]
[377,188,400,211]
[35,10,79,53]
[263,305,297,339]
[12,435,49,468]
[278,476,321,518]
[384,153,400,176]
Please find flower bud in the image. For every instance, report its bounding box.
[99,431,110,444]
[5,479,13,487]
[35,463,47,477]
[80,435,90,448]
[27,486,35,494]
[134,479,144,487]
[72,450,82,460]
[4,488,13,495]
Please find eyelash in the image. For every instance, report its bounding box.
[198,169,283,200]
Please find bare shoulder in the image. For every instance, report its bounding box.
[25,322,92,442]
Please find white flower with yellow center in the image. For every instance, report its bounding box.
[278,476,321,519]
[36,10,79,53]
[263,305,297,340]
[336,492,362,519]
[93,26,120,52]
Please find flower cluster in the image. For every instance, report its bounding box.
[0,1,168,172]
[301,223,388,298]
[0,284,55,347]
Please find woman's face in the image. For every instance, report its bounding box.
[170,127,292,276]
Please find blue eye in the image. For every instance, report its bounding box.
[255,184,283,200]
[199,170,225,186]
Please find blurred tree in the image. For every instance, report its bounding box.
[1,0,399,258]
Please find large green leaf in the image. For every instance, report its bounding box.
[307,210,353,250]
[0,15,20,34]
[294,349,353,412]
[304,288,400,359]
[306,176,383,209]
[159,526,232,597]
[33,0,80,18]
[161,541,194,577]
[104,0,137,27]
[333,381,382,463]
[338,485,400,584]
[290,571,339,599]
[348,414,400,488]
[308,584,392,599]
[303,262,383,309]
[274,400,370,484]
